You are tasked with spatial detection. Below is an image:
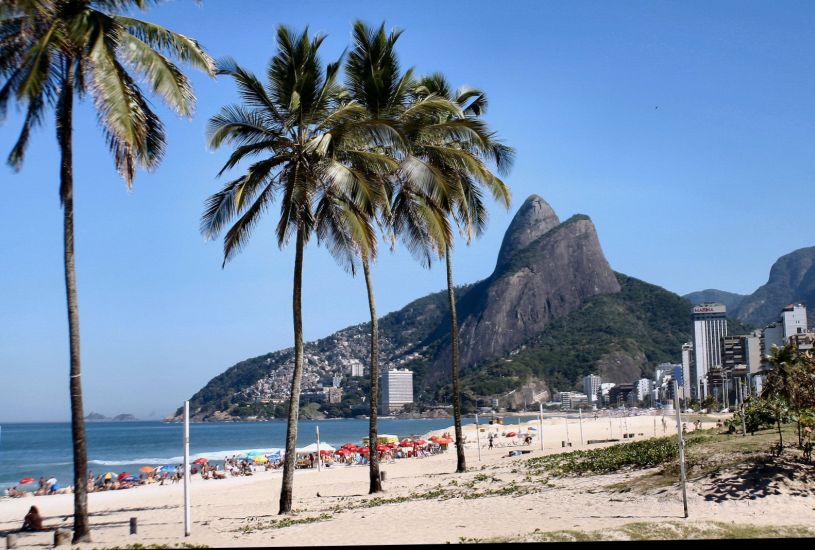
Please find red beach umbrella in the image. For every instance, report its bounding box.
[436,438,451,445]
[359,447,370,454]
[139,466,155,473]
[342,443,356,449]
[505,432,517,437]
[376,444,389,452]
[413,439,427,446]
[192,458,208,465]
[336,449,349,455]
[319,450,332,456]
[117,472,132,481]
[399,440,414,447]
[19,477,34,485]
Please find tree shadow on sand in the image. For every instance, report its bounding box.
[701,455,815,503]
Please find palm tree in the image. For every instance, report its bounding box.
[341,20,412,494]
[393,74,514,473]
[201,25,397,514]
[0,0,213,541]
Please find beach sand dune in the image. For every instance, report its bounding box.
[2,413,813,547]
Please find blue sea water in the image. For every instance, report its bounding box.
[0,418,491,489]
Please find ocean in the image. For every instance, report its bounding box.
[0,416,545,489]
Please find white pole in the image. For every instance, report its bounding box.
[564,414,571,446]
[316,425,321,472]
[609,414,613,438]
[673,380,689,518]
[475,414,481,461]
[578,408,584,446]
[183,400,191,537]
[538,403,545,451]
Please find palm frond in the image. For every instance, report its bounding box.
[114,15,215,75]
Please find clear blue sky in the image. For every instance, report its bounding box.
[1,0,813,422]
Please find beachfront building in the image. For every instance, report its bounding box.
[598,383,616,406]
[582,374,602,403]
[634,378,653,405]
[608,384,634,408]
[558,391,589,410]
[380,368,414,414]
[691,303,728,401]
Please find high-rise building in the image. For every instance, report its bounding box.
[582,374,602,403]
[692,303,728,400]
[599,383,616,406]
[349,361,364,377]
[781,304,808,338]
[680,342,693,397]
[380,368,414,414]
[634,378,653,403]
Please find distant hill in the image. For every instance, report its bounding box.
[682,289,746,313]
[684,246,815,327]
[84,412,139,422]
[85,412,107,421]
[174,196,744,421]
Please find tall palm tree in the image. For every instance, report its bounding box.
[393,74,514,473]
[341,20,412,494]
[201,25,396,514]
[0,0,213,541]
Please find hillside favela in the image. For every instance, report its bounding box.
[2,1,814,547]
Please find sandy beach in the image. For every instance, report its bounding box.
[2,412,813,547]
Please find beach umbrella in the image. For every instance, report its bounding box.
[336,449,349,455]
[376,444,389,452]
[505,432,517,437]
[253,455,268,463]
[386,442,397,448]
[341,443,356,449]
[139,466,155,473]
[399,440,414,447]
[359,447,370,454]
[319,449,332,456]
[117,472,132,481]
[18,477,34,485]
[155,465,173,473]
[413,439,427,446]
[121,476,139,482]
[192,458,208,465]
[104,472,117,480]
[436,438,451,445]
[247,451,264,456]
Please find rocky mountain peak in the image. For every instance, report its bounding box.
[496,194,560,267]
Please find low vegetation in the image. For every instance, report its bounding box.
[526,435,686,477]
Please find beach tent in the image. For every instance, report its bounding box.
[298,442,335,454]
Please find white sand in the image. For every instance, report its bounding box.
[2,413,812,547]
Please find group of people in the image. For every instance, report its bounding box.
[4,477,71,498]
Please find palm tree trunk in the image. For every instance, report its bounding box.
[57,62,90,543]
[363,257,382,493]
[279,221,306,514]
[445,245,466,473]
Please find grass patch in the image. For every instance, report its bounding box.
[235,513,333,533]
[526,435,686,476]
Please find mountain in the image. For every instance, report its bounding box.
[176,196,700,421]
[684,247,815,326]
[682,289,746,313]
[85,412,107,421]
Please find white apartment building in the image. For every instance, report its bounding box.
[781,304,808,339]
[692,303,728,400]
[599,383,616,406]
[582,374,602,403]
[634,378,653,403]
[380,368,414,414]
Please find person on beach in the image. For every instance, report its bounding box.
[488,434,494,449]
[21,506,44,532]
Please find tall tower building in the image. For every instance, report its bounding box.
[692,303,728,400]
[380,368,414,415]
[582,374,602,403]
